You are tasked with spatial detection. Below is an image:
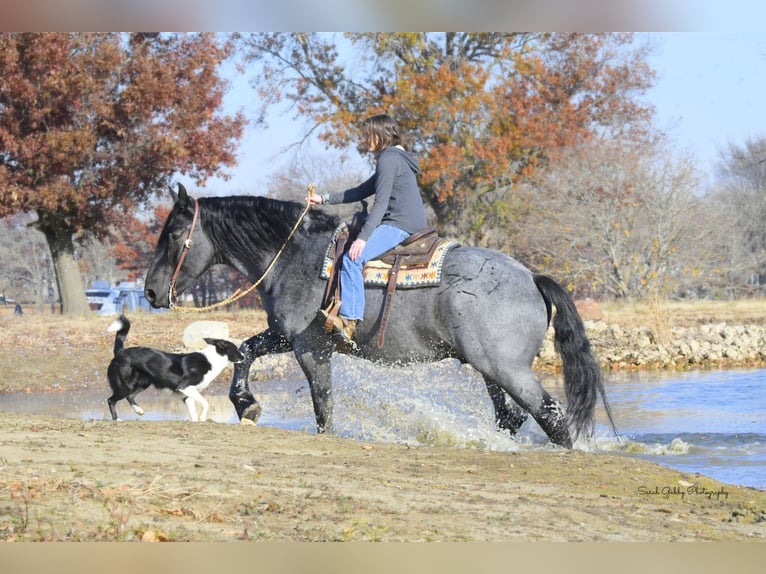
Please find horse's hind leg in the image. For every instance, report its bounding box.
[229,329,292,424]
[483,377,528,435]
[509,369,571,448]
[537,395,572,448]
[479,365,572,448]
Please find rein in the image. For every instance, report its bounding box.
[168,196,200,309]
[169,185,315,314]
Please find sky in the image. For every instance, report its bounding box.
[188,32,766,197]
[645,33,766,182]
[7,1,766,36]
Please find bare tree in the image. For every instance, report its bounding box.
[707,137,766,293]
[78,236,120,289]
[521,137,705,300]
[265,150,368,201]
[0,214,58,309]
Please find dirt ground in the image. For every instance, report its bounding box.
[1,306,766,542]
[1,411,764,542]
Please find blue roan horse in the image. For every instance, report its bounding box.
[144,184,617,448]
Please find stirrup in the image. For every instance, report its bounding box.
[319,297,342,333]
[321,313,357,342]
[332,317,358,350]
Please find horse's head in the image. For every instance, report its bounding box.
[144,183,216,308]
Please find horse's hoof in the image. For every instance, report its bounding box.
[240,403,262,426]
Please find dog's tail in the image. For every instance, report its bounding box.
[107,314,130,356]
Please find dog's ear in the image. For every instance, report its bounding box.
[205,337,244,363]
[228,345,245,363]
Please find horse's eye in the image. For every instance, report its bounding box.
[170,229,185,241]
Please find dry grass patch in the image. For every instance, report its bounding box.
[600,298,766,330]
[0,308,269,394]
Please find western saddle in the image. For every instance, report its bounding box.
[321,221,446,348]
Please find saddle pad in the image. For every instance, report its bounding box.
[320,224,459,289]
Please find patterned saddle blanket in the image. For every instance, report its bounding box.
[320,223,459,348]
[320,224,459,288]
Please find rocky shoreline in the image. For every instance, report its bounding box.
[536,320,766,371]
[245,320,766,381]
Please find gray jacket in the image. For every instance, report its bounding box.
[324,146,427,241]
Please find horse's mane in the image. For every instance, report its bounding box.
[198,195,340,252]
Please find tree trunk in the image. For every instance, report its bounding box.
[423,185,461,238]
[36,212,90,315]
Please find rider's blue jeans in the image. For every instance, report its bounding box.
[339,224,410,321]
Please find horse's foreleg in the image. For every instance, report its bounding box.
[293,338,334,434]
[309,359,333,433]
[229,329,292,424]
[483,377,528,435]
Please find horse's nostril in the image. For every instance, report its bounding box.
[145,289,156,303]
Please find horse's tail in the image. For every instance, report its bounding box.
[533,275,619,442]
[107,314,131,356]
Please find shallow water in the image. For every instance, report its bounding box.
[594,369,766,490]
[1,358,764,490]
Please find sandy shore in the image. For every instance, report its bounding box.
[1,412,764,542]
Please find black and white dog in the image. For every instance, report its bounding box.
[106,315,244,422]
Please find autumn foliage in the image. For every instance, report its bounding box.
[0,33,245,313]
[241,33,655,234]
[110,204,171,282]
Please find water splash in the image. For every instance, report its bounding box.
[325,355,557,452]
[615,436,692,455]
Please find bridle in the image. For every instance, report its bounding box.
[167,197,200,309]
[166,184,316,313]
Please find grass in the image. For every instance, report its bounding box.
[600,297,766,329]
[0,306,268,350]
[0,307,269,394]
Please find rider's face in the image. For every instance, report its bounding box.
[357,128,379,154]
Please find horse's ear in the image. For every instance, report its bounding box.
[170,183,190,208]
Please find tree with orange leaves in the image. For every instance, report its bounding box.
[110,204,172,283]
[0,33,245,313]
[241,33,655,236]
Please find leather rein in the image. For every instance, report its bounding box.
[168,197,200,310]
[167,190,314,313]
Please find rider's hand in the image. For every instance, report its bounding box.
[349,238,366,262]
[306,193,323,205]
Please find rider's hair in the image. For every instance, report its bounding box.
[361,114,402,152]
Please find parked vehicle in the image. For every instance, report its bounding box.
[85,280,165,315]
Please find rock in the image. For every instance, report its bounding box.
[580,320,766,371]
[575,298,603,321]
[182,320,231,350]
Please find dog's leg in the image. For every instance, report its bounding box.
[182,396,199,422]
[127,395,145,416]
[180,387,209,422]
[107,396,121,421]
[185,387,209,422]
